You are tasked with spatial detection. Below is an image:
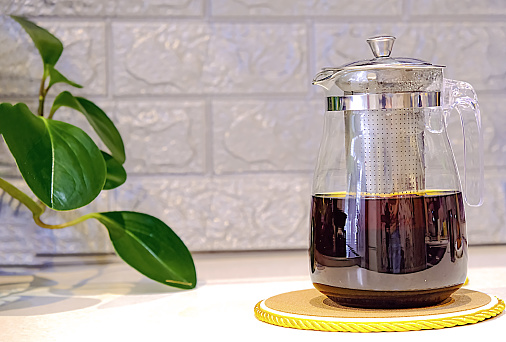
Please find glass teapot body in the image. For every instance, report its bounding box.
[310,37,482,308]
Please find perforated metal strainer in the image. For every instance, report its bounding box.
[314,36,444,195]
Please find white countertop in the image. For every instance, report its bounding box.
[0,245,505,341]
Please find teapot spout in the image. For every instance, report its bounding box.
[312,68,339,91]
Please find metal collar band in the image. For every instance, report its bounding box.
[327,91,441,111]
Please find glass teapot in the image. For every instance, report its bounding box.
[310,36,483,308]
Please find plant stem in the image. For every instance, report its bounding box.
[33,212,100,230]
[0,177,99,230]
[0,177,44,216]
[47,105,56,120]
[38,69,47,117]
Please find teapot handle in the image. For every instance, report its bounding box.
[443,79,484,206]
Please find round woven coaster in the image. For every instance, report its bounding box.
[254,288,504,332]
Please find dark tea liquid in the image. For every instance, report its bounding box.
[310,191,467,308]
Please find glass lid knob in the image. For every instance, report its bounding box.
[367,36,396,58]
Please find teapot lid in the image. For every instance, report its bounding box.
[313,36,445,84]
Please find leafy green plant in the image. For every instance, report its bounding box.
[0,16,196,289]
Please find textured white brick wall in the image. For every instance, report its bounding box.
[1,0,505,258]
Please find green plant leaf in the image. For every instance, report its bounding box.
[51,92,126,164]
[0,102,14,134]
[11,15,63,66]
[101,151,126,190]
[47,65,83,89]
[95,211,197,289]
[0,103,106,210]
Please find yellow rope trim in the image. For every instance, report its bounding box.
[254,297,504,333]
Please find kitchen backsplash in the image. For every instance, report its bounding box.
[1,0,505,259]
